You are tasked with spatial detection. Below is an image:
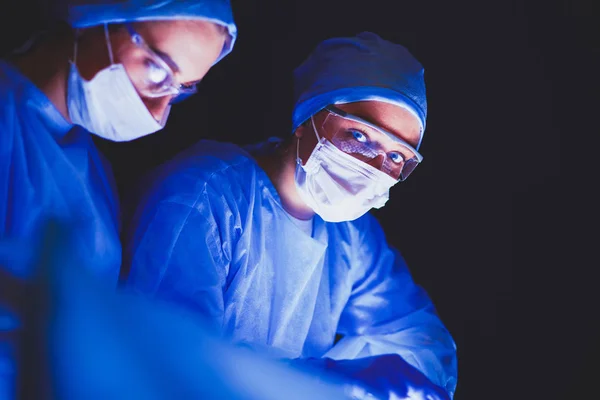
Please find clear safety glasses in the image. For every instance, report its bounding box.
[121,23,198,102]
[321,105,423,181]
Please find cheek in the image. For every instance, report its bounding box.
[169,37,224,83]
[176,56,213,83]
[142,96,171,121]
[182,34,226,77]
[299,132,319,164]
[122,61,149,89]
[76,42,111,81]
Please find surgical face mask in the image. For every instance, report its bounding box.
[294,116,398,222]
[67,24,169,142]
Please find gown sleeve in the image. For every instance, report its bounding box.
[328,214,458,397]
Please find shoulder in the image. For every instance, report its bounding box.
[328,212,386,245]
[132,140,260,210]
[0,60,31,112]
[0,60,19,93]
[0,60,71,149]
[0,62,20,140]
[170,140,256,177]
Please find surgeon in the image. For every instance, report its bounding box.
[0,1,236,398]
[123,32,457,399]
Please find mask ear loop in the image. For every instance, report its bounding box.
[72,24,114,67]
[72,29,80,66]
[103,23,115,66]
[310,114,321,141]
[296,128,302,165]
[297,114,323,164]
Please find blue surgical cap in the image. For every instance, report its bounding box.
[292,32,427,148]
[57,0,237,63]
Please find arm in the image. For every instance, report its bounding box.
[329,215,458,397]
[123,179,231,329]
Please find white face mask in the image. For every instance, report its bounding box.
[294,116,398,222]
[67,25,169,142]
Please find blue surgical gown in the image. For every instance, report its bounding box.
[0,60,121,398]
[124,140,457,396]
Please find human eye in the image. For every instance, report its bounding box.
[389,151,405,164]
[145,59,169,85]
[349,129,368,143]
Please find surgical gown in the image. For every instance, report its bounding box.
[0,60,121,398]
[124,140,457,397]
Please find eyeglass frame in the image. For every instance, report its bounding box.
[324,105,423,163]
[320,104,424,181]
[124,23,198,101]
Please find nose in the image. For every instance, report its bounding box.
[143,95,173,122]
[366,153,386,171]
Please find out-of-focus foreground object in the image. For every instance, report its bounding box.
[0,221,352,400]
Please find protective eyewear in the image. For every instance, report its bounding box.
[321,105,423,181]
[122,23,198,102]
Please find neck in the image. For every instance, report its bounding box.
[254,137,316,220]
[8,31,74,122]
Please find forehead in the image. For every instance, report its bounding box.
[131,20,226,82]
[333,101,422,148]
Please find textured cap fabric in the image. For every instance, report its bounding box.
[292,32,427,148]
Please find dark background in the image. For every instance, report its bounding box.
[2,0,598,399]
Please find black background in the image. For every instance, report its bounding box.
[2,0,598,399]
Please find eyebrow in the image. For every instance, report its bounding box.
[152,47,180,74]
[125,23,181,75]
[353,112,419,148]
[328,106,421,152]
[361,123,416,155]
[151,47,204,87]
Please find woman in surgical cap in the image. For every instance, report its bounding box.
[0,1,236,398]
[123,32,457,399]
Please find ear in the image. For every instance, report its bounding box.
[294,124,306,139]
[294,119,312,139]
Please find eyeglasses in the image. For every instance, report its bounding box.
[321,105,423,181]
[121,23,198,102]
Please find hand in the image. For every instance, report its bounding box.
[323,354,450,400]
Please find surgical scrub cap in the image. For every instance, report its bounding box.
[292,32,427,148]
[56,0,237,63]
